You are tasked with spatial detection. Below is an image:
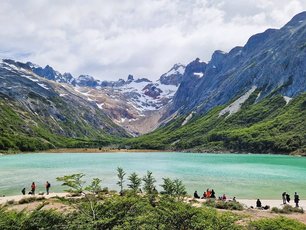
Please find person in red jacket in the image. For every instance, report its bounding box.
[31,182,36,195]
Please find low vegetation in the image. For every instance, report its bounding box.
[249,216,306,230]
[271,205,304,214]
[126,93,306,154]
[1,171,305,229]
[0,98,125,153]
[204,199,244,211]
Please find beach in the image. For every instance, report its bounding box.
[1,192,305,210]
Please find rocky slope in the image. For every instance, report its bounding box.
[168,12,306,119]
[127,12,306,154]
[1,12,306,153]
[0,60,129,152]
[3,60,185,135]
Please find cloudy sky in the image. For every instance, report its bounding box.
[0,0,305,80]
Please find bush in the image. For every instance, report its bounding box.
[271,205,304,214]
[21,209,67,230]
[249,216,306,230]
[18,197,45,204]
[204,199,244,211]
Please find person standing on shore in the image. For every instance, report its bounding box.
[45,181,51,195]
[31,182,36,195]
[286,193,290,203]
[21,188,26,195]
[294,192,300,207]
[282,192,286,204]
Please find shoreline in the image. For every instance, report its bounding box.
[1,193,305,210]
[1,147,305,156]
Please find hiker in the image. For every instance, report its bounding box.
[282,192,286,204]
[233,197,236,202]
[286,193,290,203]
[31,182,36,195]
[21,188,26,195]
[211,189,216,198]
[222,194,226,201]
[294,192,300,208]
[45,181,51,195]
[256,199,262,208]
[194,191,200,199]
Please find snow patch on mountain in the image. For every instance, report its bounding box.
[182,112,194,126]
[283,96,292,105]
[219,86,257,117]
[194,72,204,78]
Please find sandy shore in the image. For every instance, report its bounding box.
[237,199,306,209]
[42,148,166,153]
[1,193,305,210]
[0,193,69,205]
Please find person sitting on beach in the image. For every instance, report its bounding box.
[211,189,216,198]
[31,182,36,195]
[294,192,300,208]
[21,188,26,195]
[201,192,207,199]
[222,194,226,201]
[194,190,200,199]
[256,199,262,208]
[206,189,211,198]
[282,192,286,204]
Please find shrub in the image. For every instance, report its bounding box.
[249,216,306,230]
[271,205,304,214]
[204,199,244,210]
[18,197,45,204]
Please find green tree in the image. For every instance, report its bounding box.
[142,171,156,195]
[142,171,157,206]
[85,178,102,194]
[116,167,126,195]
[127,172,142,193]
[161,178,187,200]
[57,173,102,221]
[161,177,175,195]
[173,179,187,201]
[56,173,85,194]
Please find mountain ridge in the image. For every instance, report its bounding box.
[1,11,306,153]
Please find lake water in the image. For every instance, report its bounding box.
[0,152,306,199]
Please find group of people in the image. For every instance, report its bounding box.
[21,181,51,196]
[255,191,300,210]
[282,191,300,207]
[194,188,228,201]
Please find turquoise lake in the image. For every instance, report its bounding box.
[0,152,306,199]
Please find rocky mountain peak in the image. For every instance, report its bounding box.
[284,11,306,28]
[159,63,185,86]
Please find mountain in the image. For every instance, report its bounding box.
[0,58,185,140]
[168,12,306,117]
[1,12,305,154]
[126,12,306,154]
[0,59,129,152]
[26,61,184,135]
[159,63,185,86]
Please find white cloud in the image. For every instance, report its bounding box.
[0,0,305,80]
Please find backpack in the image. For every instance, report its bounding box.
[47,183,51,188]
